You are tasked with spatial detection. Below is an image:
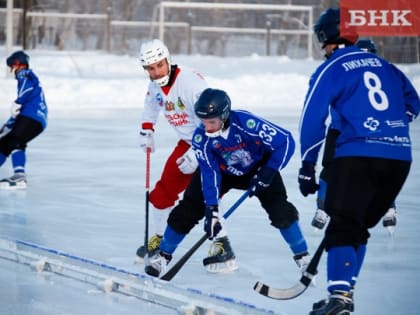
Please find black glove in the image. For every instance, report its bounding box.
[204,205,222,240]
[298,161,319,197]
[249,166,277,197]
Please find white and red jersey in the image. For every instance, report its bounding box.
[141,65,208,143]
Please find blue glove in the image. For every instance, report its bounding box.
[298,161,319,197]
[204,205,222,240]
[249,166,277,197]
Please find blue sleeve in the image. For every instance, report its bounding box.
[299,66,331,163]
[15,70,39,105]
[192,127,221,206]
[390,64,420,120]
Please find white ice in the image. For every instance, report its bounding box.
[0,49,419,314]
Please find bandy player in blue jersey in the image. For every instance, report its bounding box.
[144,88,310,278]
[311,39,398,235]
[0,50,48,189]
[297,8,420,315]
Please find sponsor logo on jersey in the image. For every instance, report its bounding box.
[211,139,221,149]
[385,119,406,128]
[363,116,380,131]
[367,135,411,145]
[246,119,257,129]
[177,97,186,110]
[226,149,253,167]
[165,100,175,111]
[194,134,202,143]
[165,112,189,127]
[155,93,163,107]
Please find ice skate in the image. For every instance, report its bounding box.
[203,236,238,273]
[0,173,27,190]
[312,289,354,313]
[136,234,163,261]
[311,209,329,230]
[382,207,397,235]
[310,290,354,315]
[144,250,172,278]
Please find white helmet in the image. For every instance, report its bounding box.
[139,39,171,86]
[139,39,170,66]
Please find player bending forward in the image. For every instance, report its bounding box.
[144,88,311,278]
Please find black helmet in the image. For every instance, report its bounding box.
[356,39,377,54]
[6,50,30,68]
[314,8,358,48]
[194,88,231,122]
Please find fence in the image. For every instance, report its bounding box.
[0,2,419,62]
[0,2,314,59]
[157,1,313,58]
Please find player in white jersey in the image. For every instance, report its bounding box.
[136,39,237,273]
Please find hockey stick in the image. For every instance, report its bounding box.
[160,189,251,281]
[253,237,326,300]
[143,147,151,255]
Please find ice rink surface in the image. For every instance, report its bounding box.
[0,51,420,314]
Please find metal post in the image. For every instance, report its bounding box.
[265,20,271,56]
[308,7,313,59]
[159,3,164,41]
[6,0,13,56]
[106,3,111,52]
[187,23,192,55]
[22,0,28,49]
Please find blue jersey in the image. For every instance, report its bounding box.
[192,110,295,206]
[14,69,48,129]
[299,46,420,164]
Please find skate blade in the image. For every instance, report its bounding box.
[0,182,27,190]
[134,256,145,264]
[309,275,317,287]
[205,259,238,274]
[386,226,395,236]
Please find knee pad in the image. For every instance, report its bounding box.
[167,202,202,234]
[0,138,26,156]
[269,202,299,229]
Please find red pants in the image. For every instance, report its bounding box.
[149,140,194,209]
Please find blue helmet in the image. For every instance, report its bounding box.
[314,8,358,48]
[356,39,377,54]
[6,50,30,68]
[194,88,231,123]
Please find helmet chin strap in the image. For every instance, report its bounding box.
[205,123,228,138]
[152,59,171,87]
[154,74,170,86]
[205,129,223,138]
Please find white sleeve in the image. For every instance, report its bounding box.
[141,83,161,126]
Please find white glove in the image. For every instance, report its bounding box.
[139,129,155,153]
[176,147,198,174]
[11,102,21,118]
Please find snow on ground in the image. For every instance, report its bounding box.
[0,49,420,314]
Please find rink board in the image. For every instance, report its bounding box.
[0,238,280,315]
